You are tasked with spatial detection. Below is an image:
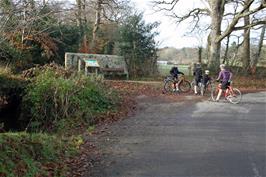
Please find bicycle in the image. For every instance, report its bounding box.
[211,81,242,104]
[163,75,191,93]
[191,79,214,96]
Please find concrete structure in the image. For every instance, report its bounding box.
[65,53,128,78]
[157,60,168,65]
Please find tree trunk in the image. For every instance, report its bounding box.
[91,0,102,53]
[82,0,87,24]
[222,35,230,64]
[76,0,89,53]
[76,0,83,35]
[81,0,88,53]
[241,8,251,73]
[21,1,26,47]
[251,23,265,74]
[207,0,225,71]
[132,40,137,77]
[198,46,202,63]
[206,33,211,63]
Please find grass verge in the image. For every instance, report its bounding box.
[0,132,78,177]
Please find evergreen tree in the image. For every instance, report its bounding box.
[118,13,159,77]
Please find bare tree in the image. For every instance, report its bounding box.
[229,35,243,67]
[71,0,131,53]
[251,23,265,73]
[152,0,266,70]
[0,0,68,60]
[89,0,130,53]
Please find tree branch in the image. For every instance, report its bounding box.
[152,0,180,11]
[217,0,266,42]
[233,20,266,30]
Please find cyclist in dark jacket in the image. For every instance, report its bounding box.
[169,65,184,92]
[170,65,184,79]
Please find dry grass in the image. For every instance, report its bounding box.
[233,76,266,90]
[0,65,12,75]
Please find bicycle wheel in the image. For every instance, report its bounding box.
[178,80,191,93]
[164,80,175,93]
[227,88,242,104]
[211,86,219,101]
[202,82,213,96]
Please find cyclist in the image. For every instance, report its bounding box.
[170,64,184,92]
[202,70,211,87]
[193,63,203,95]
[215,64,233,101]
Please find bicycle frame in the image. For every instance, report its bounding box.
[225,86,236,97]
[212,82,242,104]
[163,75,191,93]
[216,84,235,98]
[165,75,184,86]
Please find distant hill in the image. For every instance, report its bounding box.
[157,45,266,66]
[157,47,205,64]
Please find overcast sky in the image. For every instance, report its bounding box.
[131,0,209,49]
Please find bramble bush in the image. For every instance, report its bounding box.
[21,69,116,132]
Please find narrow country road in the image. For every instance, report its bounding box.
[87,92,266,177]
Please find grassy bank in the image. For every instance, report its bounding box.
[0,132,78,176]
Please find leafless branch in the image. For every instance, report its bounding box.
[152,0,180,11]
[233,20,266,30]
[217,0,266,42]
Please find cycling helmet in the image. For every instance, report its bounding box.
[220,64,225,69]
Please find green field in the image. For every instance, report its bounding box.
[158,64,191,76]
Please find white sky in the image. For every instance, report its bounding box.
[131,0,265,49]
[131,0,209,49]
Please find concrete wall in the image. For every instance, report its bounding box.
[65,53,128,73]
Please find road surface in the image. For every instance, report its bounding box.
[88,92,266,177]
